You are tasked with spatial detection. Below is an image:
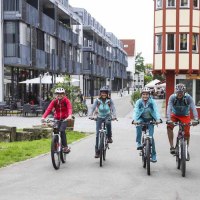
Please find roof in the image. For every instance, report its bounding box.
[120,39,135,56]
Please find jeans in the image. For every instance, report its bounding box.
[136,118,156,156]
[95,116,112,151]
[57,120,67,147]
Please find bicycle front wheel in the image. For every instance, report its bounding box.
[175,139,181,169]
[99,132,104,167]
[60,148,66,164]
[51,135,61,170]
[146,139,151,175]
[180,139,186,177]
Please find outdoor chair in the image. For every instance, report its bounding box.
[22,104,34,117]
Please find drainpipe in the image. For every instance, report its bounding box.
[0,1,4,102]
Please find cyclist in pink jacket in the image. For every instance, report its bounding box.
[42,88,73,153]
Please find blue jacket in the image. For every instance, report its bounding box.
[132,97,160,121]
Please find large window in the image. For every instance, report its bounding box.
[180,33,188,51]
[192,34,198,52]
[194,0,198,8]
[180,0,189,7]
[156,34,162,52]
[156,0,162,9]
[4,22,19,57]
[196,80,200,106]
[167,0,176,7]
[4,0,19,11]
[167,33,175,51]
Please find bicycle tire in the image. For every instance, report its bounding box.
[51,135,60,170]
[181,139,186,177]
[142,148,146,168]
[146,139,151,175]
[176,139,181,169]
[103,137,107,161]
[60,148,66,164]
[99,132,104,167]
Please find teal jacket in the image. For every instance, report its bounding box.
[132,97,160,121]
[89,98,116,118]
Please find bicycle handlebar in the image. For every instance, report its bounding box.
[132,119,162,125]
[166,121,196,126]
[89,117,118,122]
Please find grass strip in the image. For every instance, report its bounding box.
[0,131,89,168]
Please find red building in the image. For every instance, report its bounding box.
[153,0,200,117]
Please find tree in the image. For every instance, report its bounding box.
[135,52,145,73]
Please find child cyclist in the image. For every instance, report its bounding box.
[89,86,117,158]
[132,87,162,162]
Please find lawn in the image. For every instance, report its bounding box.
[0,131,89,168]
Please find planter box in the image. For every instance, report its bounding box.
[67,119,75,130]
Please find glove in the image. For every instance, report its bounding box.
[132,120,138,125]
[156,119,162,124]
[192,119,199,126]
[41,118,45,123]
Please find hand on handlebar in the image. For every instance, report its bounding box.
[192,119,199,126]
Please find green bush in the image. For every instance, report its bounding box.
[130,90,141,105]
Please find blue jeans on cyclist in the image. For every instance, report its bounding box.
[56,120,70,153]
[136,117,156,160]
[95,115,112,154]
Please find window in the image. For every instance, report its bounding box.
[194,0,198,8]
[156,34,162,52]
[156,0,162,9]
[167,33,175,51]
[4,0,19,11]
[37,29,44,50]
[180,0,189,7]
[167,0,176,7]
[180,33,188,51]
[192,34,198,52]
[196,80,200,106]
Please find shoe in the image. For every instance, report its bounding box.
[136,143,142,150]
[107,137,113,143]
[186,151,190,161]
[94,152,100,158]
[150,154,157,163]
[63,146,71,154]
[170,147,176,155]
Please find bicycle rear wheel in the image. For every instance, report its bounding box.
[146,139,151,175]
[51,135,61,170]
[99,132,104,167]
[60,148,66,163]
[176,139,181,169]
[181,139,186,177]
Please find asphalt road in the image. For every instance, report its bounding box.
[0,96,200,200]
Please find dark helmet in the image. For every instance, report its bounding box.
[100,86,109,94]
[175,83,186,93]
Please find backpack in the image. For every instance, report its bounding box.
[173,93,189,106]
[97,98,111,108]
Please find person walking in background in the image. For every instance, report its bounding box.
[41,88,73,153]
[132,87,162,162]
[89,86,117,158]
[166,83,199,158]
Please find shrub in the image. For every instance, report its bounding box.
[130,90,141,105]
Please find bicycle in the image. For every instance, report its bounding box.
[42,119,67,170]
[167,121,198,177]
[90,117,117,167]
[133,120,162,176]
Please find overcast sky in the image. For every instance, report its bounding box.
[69,0,154,64]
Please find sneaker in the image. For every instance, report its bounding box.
[107,137,113,143]
[94,152,100,158]
[63,146,71,154]
[186,151,190,161]
[150,154,157,163]
[136,143,142,150]
[170,147,176,155]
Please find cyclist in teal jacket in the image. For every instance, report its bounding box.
[132,87,161,162]
[89,86,117,158]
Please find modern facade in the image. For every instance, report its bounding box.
[121,39,135,88]
[153,0,200,115]
[0,0,127,104]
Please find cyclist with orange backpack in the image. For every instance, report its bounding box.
[41,88,73,153]
[89,86,117,158]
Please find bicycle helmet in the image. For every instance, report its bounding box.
[141,87,151,94]
[55,87,65,94]
[175,83,186,93]
[100,86,109,94]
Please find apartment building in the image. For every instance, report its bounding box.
[0,0,127,104]
[153,0,200,115]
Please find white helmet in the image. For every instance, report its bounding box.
[55,87,65,94]
[141,87,151,94]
